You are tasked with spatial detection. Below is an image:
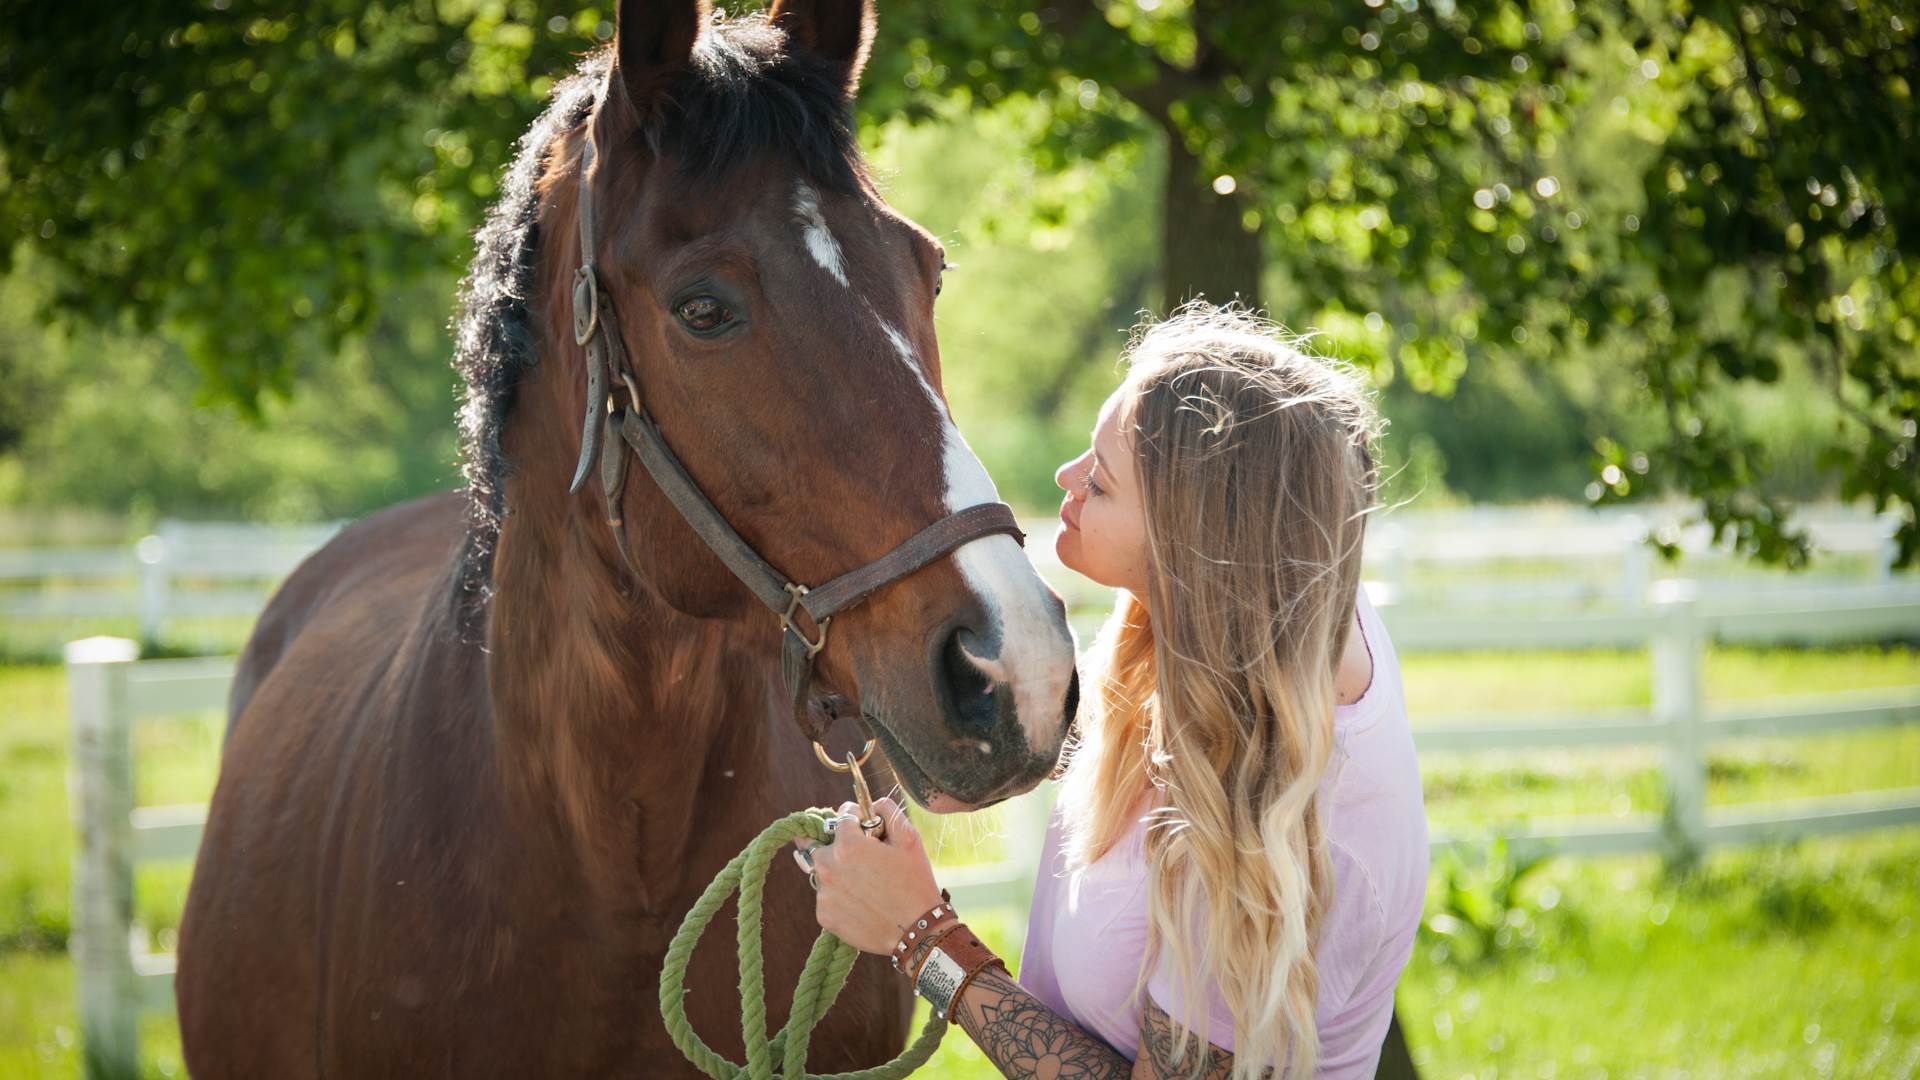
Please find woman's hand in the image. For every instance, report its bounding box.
[792,797,946,956]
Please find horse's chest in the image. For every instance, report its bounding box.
[324,915,661,1075]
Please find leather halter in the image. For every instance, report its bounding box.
[564,126,1026,744]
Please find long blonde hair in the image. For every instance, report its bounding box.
[1057,304,1380,1079]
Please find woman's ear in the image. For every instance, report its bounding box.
[617,0,711,117]
[767,0,875,98]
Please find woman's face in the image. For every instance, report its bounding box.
[1054,388,1151,594]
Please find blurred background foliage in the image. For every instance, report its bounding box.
[2,8,1914,1077]
[0,0,1913,559]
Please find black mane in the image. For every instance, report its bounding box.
[448,17,864,618]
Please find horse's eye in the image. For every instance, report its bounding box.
[674,295,732,334]
[936,261,953,299]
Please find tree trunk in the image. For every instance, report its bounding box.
[1160,128,1264,310]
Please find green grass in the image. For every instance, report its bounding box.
[0,955,186,1079]
[1402,642,1920,714]
[1399,834,1920,1080]
[0,665,220,954]
[1,643,1915,1077]
[1405,645,1920,833]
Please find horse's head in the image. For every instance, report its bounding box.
[544,0,1077,810]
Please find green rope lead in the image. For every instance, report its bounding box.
[659,809,948,1080]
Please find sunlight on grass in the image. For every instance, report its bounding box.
[1,642,1914,1077]
[1399,834,1920,1079]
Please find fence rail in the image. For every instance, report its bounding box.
[8,507,1905,649]
[5,520,341,642]
[57,534,1920,1076]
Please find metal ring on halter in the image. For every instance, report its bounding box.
[617,369,644,414]
[811,738,876,772]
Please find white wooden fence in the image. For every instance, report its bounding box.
[62,578,1920,1075]
[1366,504,1904,613]
[3,520,341,643]
[64,639,235,1078]
[5,506,1901,648]
[1398,582,1920,859]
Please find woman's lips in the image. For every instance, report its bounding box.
[1058,496,1079,531]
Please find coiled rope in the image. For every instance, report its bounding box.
[658,809,947,1079]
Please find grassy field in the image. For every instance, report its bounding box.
[0,642,1915,1077]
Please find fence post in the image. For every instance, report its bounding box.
[1878,512,1900,584]
[137,529,171,645]
[1373,522,1409,607]
[1651,584,1705,867]
[66,636,142,1080]
[1619,524,1652,612]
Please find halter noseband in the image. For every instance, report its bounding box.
[565,128,1026,745]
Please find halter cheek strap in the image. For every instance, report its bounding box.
[565,127,1026,744]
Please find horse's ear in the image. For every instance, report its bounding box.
[767,0,876,96]
[616,0,711,115]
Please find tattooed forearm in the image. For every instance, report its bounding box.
[1139,996,1242,1080]
[955,967,1132,1080]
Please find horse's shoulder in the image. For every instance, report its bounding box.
[229,491,467,724]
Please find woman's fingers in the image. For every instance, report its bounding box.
[792,806,945,954]
[872,797,913,835]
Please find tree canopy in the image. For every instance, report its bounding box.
[3,0,1914,563]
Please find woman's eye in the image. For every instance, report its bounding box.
[1083,465,1103,497]
[675,295,732,334]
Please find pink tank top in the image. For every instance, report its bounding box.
[1017,588,1427,1077]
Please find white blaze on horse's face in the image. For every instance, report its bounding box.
[791,181,1077,763]
[791,182,848,286]
[877,319,1079,757]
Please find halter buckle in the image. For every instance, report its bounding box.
[572,265,600,346]
[780,582,831,659]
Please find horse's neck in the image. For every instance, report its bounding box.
[481,493,779,911]
[463,172,787,912]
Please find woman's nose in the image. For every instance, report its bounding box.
[1055,451,1089,494]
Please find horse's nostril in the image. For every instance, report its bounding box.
[1062,668,1081,730]
[940,628,1000,736]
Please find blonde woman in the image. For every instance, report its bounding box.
[796,305,1428,1079]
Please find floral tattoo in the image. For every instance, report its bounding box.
[952,966,1245,1079]
[958,967,1131,1079]
[1138,995,1241,1079]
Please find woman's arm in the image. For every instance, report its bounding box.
[950,965,1131,1079]
[1132,994,1239,1080]
[797,798,1239,1080]
[952,966,1238,1080]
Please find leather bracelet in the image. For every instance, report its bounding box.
[889,890,954,972]
[912,923,1007,1021]
[948,953,1008,1024]
[902,920,963,982]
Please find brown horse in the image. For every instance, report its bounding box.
[175,2,1079,1075]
